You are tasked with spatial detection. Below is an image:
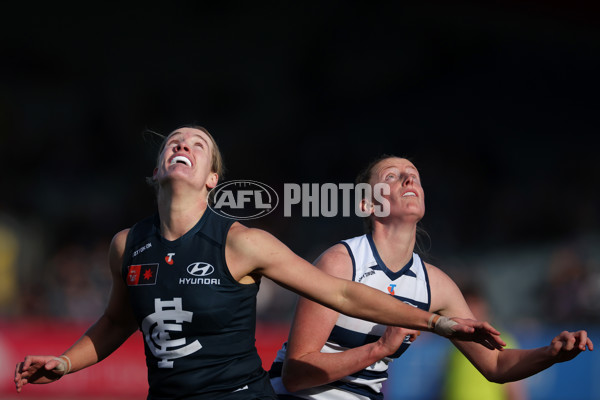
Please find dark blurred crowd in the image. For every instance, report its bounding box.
[1,1,599,330]
[1,204,599,327]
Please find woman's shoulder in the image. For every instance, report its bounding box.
[110,228,131,252]
[311,243,354,279]
[423,261,459,287]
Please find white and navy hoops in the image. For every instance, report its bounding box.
[270,233,431,400]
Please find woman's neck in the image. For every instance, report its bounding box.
[371,221,417,272]
[156,185,208,241]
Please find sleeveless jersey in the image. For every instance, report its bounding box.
[122,208,276,399]
[270,233,431,400]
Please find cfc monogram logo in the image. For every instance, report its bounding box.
[141,298,202,368]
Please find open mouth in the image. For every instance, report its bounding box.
[402,191,417,197]
[170,156,192,167]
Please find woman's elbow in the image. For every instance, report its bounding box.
[281,358,316,393]
[481,369,508,384]
[281,371,302,393]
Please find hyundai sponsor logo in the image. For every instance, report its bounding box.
[186,262,215,277]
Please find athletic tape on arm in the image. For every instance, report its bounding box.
[428,314,458,337]
[434,316,458,337]
[52,355,72,376]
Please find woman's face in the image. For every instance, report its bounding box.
[153,127,218,192]
[369,157,425,223]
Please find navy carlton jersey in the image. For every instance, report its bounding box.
[270,233,431,400]
[122,208,276,400]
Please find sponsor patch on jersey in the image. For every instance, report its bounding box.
[178,262,220,285]
[387,283,396,295]
[357,269,376,283]
[186,262,214,277]
[127,263,159,286]
[165,253,175,265]
[133,242,152,257]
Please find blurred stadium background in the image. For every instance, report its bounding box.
[1,2,599,399]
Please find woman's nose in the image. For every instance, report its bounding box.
[174,142,190,152]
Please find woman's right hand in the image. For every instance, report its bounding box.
[14,355,68,392]
[376,326,420,357]
[444,317,507,350]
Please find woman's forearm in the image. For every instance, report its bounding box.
[283,340,389,392]
[63,313,138,374]
[489,347,554,383]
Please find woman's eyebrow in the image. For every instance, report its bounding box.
[376,166,401,179]
[194,134,209,147]
[165,132,182,142]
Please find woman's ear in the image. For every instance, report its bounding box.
[206,172,218,189]
[359,198,374,217]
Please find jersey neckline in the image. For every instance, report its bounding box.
[366,232,414,281]
[151,207,213,247]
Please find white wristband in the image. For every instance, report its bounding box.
[433,316,458,337]
[427,314,439,329]
[52,355,72,376]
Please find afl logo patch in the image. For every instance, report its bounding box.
[208,180,279,220]
[186,262,214,277]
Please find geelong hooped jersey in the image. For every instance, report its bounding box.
[122,208,273,399]
[270,233,431,400]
